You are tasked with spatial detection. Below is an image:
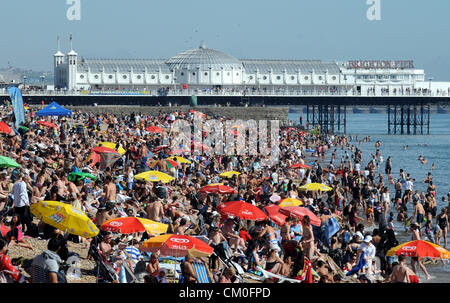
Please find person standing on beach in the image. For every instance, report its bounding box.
[12,172,32,234]
[301,216,314,260]
[436,208,448,249]
[390,255,410,283]
[409,223,431,280]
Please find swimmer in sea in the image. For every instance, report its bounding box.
[431,163,435,171]
[418,155,427,165]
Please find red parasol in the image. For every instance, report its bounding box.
[264,204,288,226]
[199,184,237,194]
[289,163,312,169]
[37,120,59,129]
[140,234,213,257]
[0,121,12,135]
[145,126,163,133]
[219,201,268,221]
[279,206,321,226]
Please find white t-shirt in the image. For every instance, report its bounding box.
[405,180,414,191]
[359,242,376,269]
[355,163,361,172]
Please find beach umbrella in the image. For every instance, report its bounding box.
[0,224,10,237]
[91,146,119,154]
[0,121,12,135]
[145,126,163,133]
[147,158,179,169]
[139,234,213,257]
[219,171,241,178]
[97,142,126,155]
[299,183,332,192]
[0,156,20,168]
[279,198,303,207]
[101,217,168,235]
[269,194,281,203]
[219,201,268,221]
[68,172,97,182]
[279,206,321,227]
[30,201,99,238]
[199,184,237,194]
[386,240,450,259]
[19,126,29,132]
[289,163,311,170]
[167,156,191,164]
[264,204,288,227]
[37,120,59,129]
[88,152,100,167]
[134,170,174,183]
[152,145,169,153]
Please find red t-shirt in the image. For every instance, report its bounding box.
[239,230,252,242]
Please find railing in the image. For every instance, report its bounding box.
[0,88,449,98]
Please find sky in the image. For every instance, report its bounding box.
[2,0,450,80]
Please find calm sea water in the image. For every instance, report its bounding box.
[288,112,450,282]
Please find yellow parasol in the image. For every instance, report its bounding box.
[97,142,126,155]
[219,171,241,178]
[279,198,303,207]
[299,183,332,192]
[134,170,175,183]
[167,156,191,164]
[30,201,99,238]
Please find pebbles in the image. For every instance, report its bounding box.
[7,237,97,283]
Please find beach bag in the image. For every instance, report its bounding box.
[0,255,16,283]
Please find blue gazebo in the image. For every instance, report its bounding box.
[36,102,73,117]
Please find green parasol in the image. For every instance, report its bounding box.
[19,126,29,132]
[68,172,98,182]
[0,156,21,168]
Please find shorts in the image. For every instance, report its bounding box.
[416,214,424,224]
[106,201,117,210]
[386,256,395,265]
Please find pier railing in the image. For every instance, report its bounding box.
[0,88,449,98]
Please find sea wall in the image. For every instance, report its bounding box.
[31,105,290,124]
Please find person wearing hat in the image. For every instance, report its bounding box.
[355,235,376,275]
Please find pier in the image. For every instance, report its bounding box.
[1,89,449,135]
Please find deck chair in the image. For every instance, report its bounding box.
[159,262,181,280]
[256,265,301,283]
[192,261,214,283]
[119,261,137,283]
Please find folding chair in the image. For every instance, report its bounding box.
[192,261,214,283]
[256,265,301,283]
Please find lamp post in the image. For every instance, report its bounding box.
[428,77,433,96]
[40,75,45,90]
[23,76,27,91]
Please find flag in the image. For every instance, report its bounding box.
[8,87,26,128]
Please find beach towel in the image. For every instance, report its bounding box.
[346,251,366,276]
[322,217,340,247]
[192,261,212,283]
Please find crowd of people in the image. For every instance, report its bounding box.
[0,103,448,284]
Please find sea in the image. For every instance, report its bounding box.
[287,112,450,283]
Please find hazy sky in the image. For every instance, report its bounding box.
[2,0,450,80]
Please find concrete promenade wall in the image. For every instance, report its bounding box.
[31,105,290,124]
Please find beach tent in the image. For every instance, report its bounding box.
[36,102,73,117]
